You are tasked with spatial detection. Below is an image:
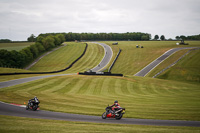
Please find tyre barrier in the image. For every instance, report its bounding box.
[108,48,121,72]
[0,43,88,76]
[78,71,123,76]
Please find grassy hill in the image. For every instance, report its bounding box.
[146,49,190,77]
[157,49,200,83]
[1,41,200,132]
[62,42,104,74]
[102,41,200,75]
[29,42,86,72]
[0,75,199,121]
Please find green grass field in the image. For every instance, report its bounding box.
[62,42,104,73]
[146,49,190,77]
[0,75,199,121]
[29,42,86,72]
[0,42,104,81]
[0,41,200,132]
[158,49,200,83]
[102,41,200,75]
[1,115,199,133]
[26,42,104,73]
[0,42,34,51]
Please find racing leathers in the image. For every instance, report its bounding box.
[110,103,121,115]
[29,97,39,107]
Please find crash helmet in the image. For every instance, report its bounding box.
[114,100,118,105]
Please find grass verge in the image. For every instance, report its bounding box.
[158,49,200,83]
[0,115,200,133]
[146,49,190,77]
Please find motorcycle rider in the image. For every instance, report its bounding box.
[29,96,39,107]
[110,100,121,115]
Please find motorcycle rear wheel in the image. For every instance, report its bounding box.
[102,112,107,119]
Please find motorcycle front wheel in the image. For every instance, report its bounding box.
[102,112,107,119]
[115,113,123,120]
[32,105,38,111]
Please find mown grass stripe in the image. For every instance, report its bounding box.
[77,78,92,94]
[42,77,73,94]
[67,78,85,94]
[84,78,99,95]
[0,75,200,121]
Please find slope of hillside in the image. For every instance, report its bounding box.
[29,42,86,72]
[102,41,200,76]
[158,49,200,83]
[0,75,199,121]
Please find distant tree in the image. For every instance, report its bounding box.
[160,35,165,40]
[42,36,55,50]
[186,34,200,40]
[175,36,180,40]
[54,35,61,46]
[35,42,45,53]
[0,49,10,67]
[154,35,159,40]
[21,47,33,63]
[141,35,149,40]
[36,36,44,43]
[57,34,65,44]
[19,50,29,67]
[9,50,25,68]
[29,44,39,58]
[180,35,186,40]
[0,39,12,43]
[27,34,36,42]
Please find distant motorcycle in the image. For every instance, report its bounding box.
[26,97,40,111]
[102,106,125,120]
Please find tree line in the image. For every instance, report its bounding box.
[153,34,200,41]
[0,39,12,43]
[175,34,200,40]
[0,33,65,69]
[63,32,151,41]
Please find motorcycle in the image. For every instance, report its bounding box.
[102,105,125,120]
[26,100,40,111]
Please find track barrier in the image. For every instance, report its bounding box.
[108,48,121,72]
[78,71,123,76]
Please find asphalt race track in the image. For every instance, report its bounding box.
[0,44,200,127]
[134,47,198,77]
[1,102,200,127]
[90,42,113,72]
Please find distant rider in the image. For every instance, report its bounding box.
[29,96,40,106]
